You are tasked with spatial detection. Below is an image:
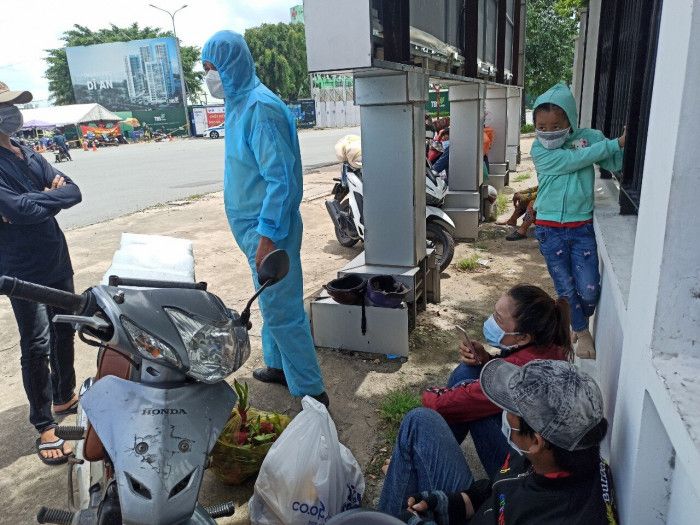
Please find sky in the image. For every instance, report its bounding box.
[0,0,299,105]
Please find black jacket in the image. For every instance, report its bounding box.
[0,142,81,285]
[469,454,618,525]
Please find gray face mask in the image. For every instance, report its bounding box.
[536,127,570,150]
[0,105,23,135]
[205,70,225,99]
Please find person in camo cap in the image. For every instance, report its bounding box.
[379,359,618,524]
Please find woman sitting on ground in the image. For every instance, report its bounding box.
[420,284,572,477]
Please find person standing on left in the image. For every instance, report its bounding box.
[0,82,82,465]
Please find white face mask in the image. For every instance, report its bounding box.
[0,105,23,135]
[536,128,571,150]
[205,70,225,99]
[501,411,531,456]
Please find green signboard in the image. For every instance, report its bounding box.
[426,89,450,116]
[131,108,188,134]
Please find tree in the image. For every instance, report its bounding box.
[524,0,581,104]
[553,0,588,18]
[244,22,310,100]
[44,23,203,105]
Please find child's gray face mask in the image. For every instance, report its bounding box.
[536,128,571,150]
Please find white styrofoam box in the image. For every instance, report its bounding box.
[102,233,196,285]
[119,233,193,254]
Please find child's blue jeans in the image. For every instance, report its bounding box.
[534,222,601,332]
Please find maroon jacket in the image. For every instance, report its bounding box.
[422,344,568,424]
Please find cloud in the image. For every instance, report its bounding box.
[0,0,297,103]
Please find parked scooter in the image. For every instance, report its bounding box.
[326,163,456,272]
[0,250,290,525]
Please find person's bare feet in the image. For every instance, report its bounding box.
[53,393,78,413]
[382,458,391,476]
[497,219,518,226]
[39,427,73,460]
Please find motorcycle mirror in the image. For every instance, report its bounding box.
[240,250,290,329]
[257,249,290,286]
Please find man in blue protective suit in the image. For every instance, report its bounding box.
[202,31,329,407]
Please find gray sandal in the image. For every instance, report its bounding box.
[36,437,71,466]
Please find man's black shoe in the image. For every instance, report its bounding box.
[252,367,287,386]
[311,391,330,408]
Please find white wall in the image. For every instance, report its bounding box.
[580,0,700,522]
[314,100,361,128]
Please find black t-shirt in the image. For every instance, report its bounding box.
[469,454,618,525]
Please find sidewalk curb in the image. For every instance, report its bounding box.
[304,161,339,173]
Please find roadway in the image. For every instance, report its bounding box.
[52,126,360,229]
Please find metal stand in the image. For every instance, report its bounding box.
[485,85,509,190]
[506,87,523,174]
[310,71,435,356]
[444,82,485,240]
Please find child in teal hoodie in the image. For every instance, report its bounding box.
[531,83,625,359]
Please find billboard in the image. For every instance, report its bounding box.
[287,99,316,128]
[66,37,186,132]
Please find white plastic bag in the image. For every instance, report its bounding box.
[334,135,362,169]
[249,396,365,525]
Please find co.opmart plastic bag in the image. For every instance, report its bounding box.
[249,396,364,525]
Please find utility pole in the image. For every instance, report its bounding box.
[149,3,191,137]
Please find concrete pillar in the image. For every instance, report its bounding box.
[579,0,602,129]
[610,1,700,521]
[354,72,428,267]
[447,82,485,192]
[571,8,588,119]
[506,86,522,170]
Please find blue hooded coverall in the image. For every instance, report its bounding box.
[202,31,325,397]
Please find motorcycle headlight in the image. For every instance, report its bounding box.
[122,317,182,368]
[164,308,250,384]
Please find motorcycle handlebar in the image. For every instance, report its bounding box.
[0,276,86,313]
[108,275,208,290]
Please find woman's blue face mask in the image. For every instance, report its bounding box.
[483,314,521,350]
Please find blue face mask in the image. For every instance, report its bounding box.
[483,314,521,349]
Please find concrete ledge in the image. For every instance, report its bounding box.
[593,177,637,310]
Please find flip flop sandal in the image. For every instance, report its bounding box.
[36,437,71,466]
[54,398,79,416]
[506,231,527,241]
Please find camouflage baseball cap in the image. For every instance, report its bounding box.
[480,359,604,451]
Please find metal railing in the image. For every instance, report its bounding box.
[592,0,664,215]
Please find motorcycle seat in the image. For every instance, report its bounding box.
[83,348,133,462]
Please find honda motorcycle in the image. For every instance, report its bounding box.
[0,250,290,525]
